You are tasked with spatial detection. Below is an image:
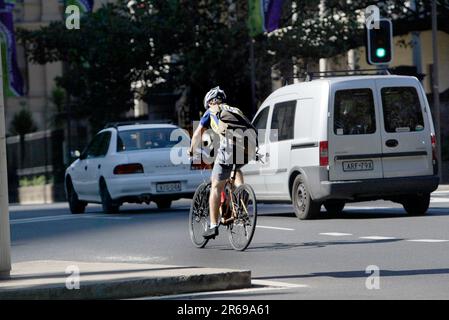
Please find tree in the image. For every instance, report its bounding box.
[18,0,446,130]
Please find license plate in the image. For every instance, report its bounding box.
[342,160,373,172]
[156,182,181,193]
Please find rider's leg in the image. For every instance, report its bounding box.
[234,169,244,187]
[209,178,226,227]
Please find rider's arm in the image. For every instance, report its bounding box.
[189,125,206,156]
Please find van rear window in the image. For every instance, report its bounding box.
[334,89,376,135]
[381,87,424,133]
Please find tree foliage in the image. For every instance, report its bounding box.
[17,0,447,129]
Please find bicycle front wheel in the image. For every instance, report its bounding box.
[228,184,257,251]
[189,182,211,248]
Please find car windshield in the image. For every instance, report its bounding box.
[117,128,186,152]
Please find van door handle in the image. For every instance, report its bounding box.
[84,166,88,171]
[386,139,399,148]
[98,164,101,169]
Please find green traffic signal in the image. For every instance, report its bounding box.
[376,48,386,58]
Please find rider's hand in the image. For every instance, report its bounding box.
[187,148,194,158]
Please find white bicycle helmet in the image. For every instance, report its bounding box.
[203,86,226,109]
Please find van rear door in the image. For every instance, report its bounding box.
[375,78,433,178]
[329,80,384,181]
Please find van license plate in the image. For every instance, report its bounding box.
[156,182,181,193]
[342,161,373,172]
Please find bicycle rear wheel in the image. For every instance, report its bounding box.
[189,182,211,248]
[228,184,257,251]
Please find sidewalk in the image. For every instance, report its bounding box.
[0,260,251,300]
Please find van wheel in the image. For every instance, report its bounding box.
[156,200,172,209]
[292,175,321,220]
[67,180,86,214]
[402,193,430,216]
[100,180,120,214]
[324,201,345,216]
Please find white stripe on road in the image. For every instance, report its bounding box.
[11,214,131,224]
[136,280,308,300]
[82,215,131,220]
[359,236,397,240]
[407,239,449,243]
[10,215,77,225]
[430,198,449,203]
[320,232,353,237]
[258,225,295,231]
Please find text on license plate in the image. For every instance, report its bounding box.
[342,160,374,172]
[156,182,181,192]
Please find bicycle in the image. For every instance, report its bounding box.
[189,163,258,251]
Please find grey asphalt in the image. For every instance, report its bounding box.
[8,189,449,299]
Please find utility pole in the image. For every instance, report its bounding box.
[0,49,12,279]
[249,38,257,117]
[431,0,442,181]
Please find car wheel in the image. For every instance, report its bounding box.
[156,199,172,210]
[67,180,86,214]
[292,175,321,220]
[402,193,430,216]
[324,200,345,216]
[100,180,120,214]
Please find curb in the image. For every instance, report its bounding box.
[0,270,251,300]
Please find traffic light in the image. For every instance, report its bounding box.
[366,19,393,65]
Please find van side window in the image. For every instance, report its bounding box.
[334,89,376,135]
[270,101,296,141]
[381,87,424,133]
[252,107,269,130]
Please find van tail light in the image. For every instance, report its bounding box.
[319,141,329,167]
[431,133,437,163]
[113,163,144,175]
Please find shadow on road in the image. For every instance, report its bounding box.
[254,268,449,280]
[211,238,404,252]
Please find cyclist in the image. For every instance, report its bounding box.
[188,86,254,239]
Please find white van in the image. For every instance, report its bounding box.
[243,75,439,219]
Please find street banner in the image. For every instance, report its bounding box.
[248,0,285,37]
[64,0,94,14]
[0,0,24,97]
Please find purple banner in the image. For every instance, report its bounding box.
[264,0,285,33]
[0,0,24,96]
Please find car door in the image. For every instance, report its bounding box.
[85,131,112,201]
[328,80,384,181]
[73,134,103,199]
[375,78,433,178]
[264,100,297,198]
[242,106,270,196]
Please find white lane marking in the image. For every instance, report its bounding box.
[10,215,77,225]
[430,198,449,203]
[431,191,449,195]
[81,215,131,220]
[407,239,449,243]
[359,236,397,240]
[320,232,353,237]
[251,279,307,288]
[345,206,396,210]
[11,214,131,224]
[135,280,308,300]
[258,225,295,231]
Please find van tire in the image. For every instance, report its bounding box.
[100,180,120,214]
[324,201,345,215]
[292,175,321,220]
[402,193,430,216]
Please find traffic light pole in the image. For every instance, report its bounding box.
[431,0,442,181]
[0,49,11,279]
